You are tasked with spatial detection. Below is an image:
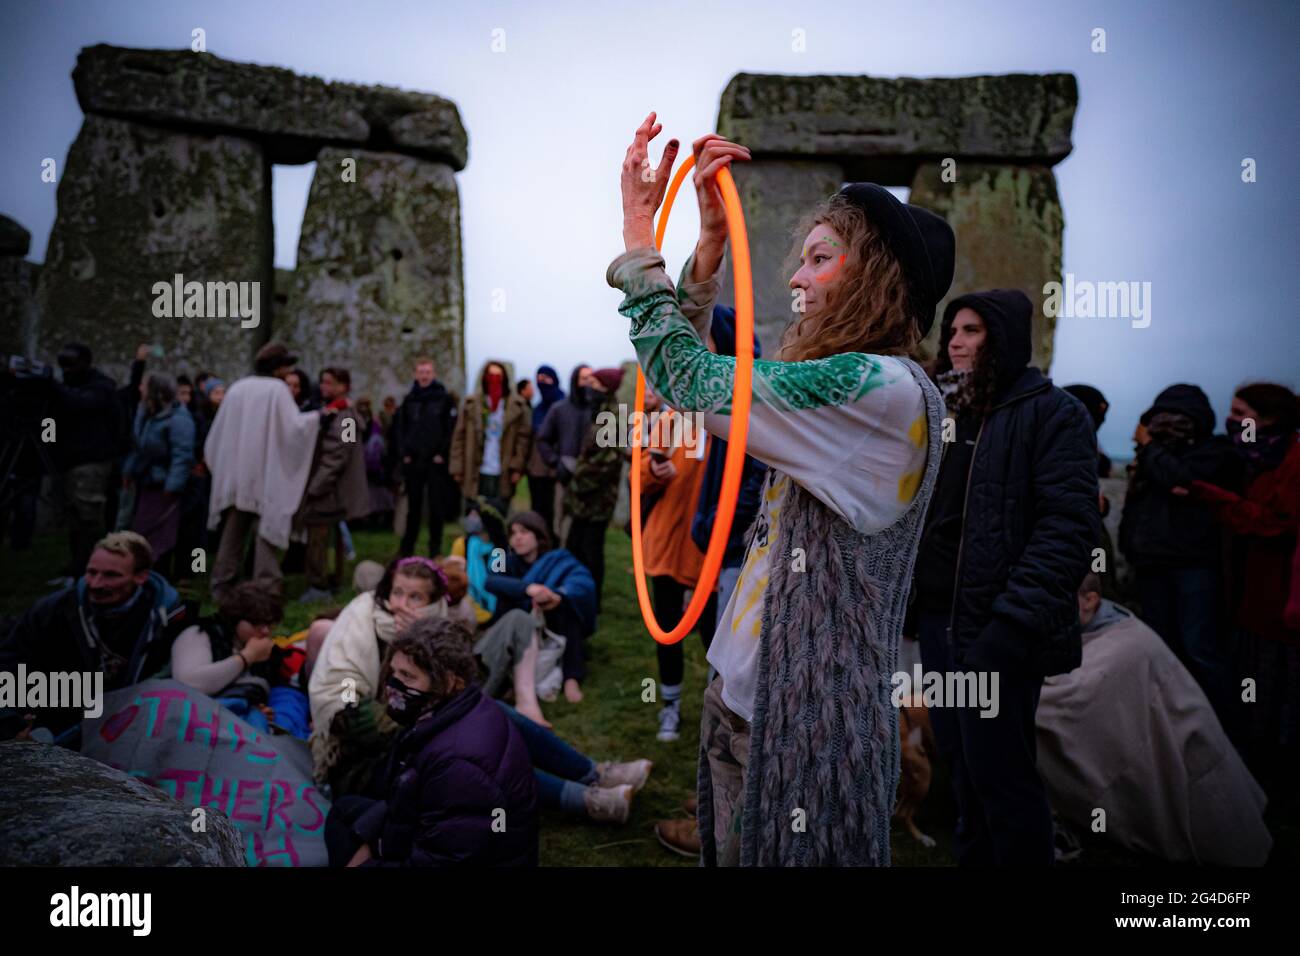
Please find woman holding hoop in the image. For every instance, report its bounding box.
[610,113,954,866]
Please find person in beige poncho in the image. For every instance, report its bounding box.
[1036,574,1272,865]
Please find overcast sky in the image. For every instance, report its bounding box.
[2,0,1296,458]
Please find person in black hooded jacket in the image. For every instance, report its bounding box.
[1119,383,1243,725]
[50,344,122,576]
[391,357,457,557]
[911,288,1100,866]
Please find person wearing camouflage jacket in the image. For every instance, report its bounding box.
[563,368,627,613]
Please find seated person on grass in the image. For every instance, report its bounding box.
[170,581,311,739]
[0,531,191,744]
[307,552,647,822]
[476,509,596,718]
[324,616,539,867]
[308,555,472,796]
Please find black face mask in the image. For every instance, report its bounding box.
[385,675,436,726]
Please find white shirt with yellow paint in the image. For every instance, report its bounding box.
[604,245,930,722]
[705,368,928,723]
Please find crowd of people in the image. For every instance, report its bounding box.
[1,121,1296,868]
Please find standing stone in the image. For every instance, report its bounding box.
[74,45,468,169]
[36,115,272,384]
[909,163,1064,371]
[715,71,1076,368]
[718,72,1078,166]
[0,259,39,357]
[0,213,31,256]
[721,160,846,359]
[287,147,464,400]
[0,214,38,355]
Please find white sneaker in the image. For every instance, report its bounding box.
[656,704,681,742]
[583,783,634,824]
[595,758,653,791]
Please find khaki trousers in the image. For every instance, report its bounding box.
[701,677,752,867]
[212,508,282,602]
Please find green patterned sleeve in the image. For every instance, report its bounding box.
[675,250,724,338]
[607,246,897,415]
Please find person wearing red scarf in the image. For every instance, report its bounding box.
[1178,383,1300,761]
[450,361,533,515]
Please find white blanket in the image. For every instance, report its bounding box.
[205,376,320,549]
[307,590,476,737]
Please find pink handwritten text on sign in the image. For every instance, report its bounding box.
[94,685,329,867]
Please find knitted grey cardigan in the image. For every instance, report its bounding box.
[697,359,945,866]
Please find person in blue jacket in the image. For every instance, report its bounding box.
[120,371,195,569]
[473,509,596,723]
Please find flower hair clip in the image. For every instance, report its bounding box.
[396,556,449,594]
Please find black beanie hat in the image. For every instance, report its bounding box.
[836,183,956,339]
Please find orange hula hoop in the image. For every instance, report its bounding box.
[630,153,754,645]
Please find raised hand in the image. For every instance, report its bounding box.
[621,111,679,250]
[691,134,751,246]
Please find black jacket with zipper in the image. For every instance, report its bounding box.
[915,289,1101,677]
[1118,384,1243,569]
[390,380,455,470]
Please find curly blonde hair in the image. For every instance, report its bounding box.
[778,193,919,362]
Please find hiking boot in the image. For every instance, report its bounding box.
[656,704,681,742]
[682,796,698,817]
[583,784,634,824]
[655,819,701,858]
[595,759,653,792]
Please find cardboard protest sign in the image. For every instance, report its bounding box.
[82,679,331,866]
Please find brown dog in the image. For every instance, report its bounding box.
[894,698,938,848]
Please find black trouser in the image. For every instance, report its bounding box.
[917,608,1053,866]
[565,518,608,614]
[173,474,209,580]
[401,462,449,556]
[325,794,381,867]
[652,574,718,687]
[528,475,556,538]
[0,475,39,549]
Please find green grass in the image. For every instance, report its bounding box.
[4,485,1294,867]
[0,513,961,866]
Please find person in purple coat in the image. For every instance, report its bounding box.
[325,616,539,867]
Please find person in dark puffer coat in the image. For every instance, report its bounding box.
[1119,382,1244,727]
[325,616,538,867]
[912,288,1100,866]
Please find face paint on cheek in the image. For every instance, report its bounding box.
[815,239,847,284]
